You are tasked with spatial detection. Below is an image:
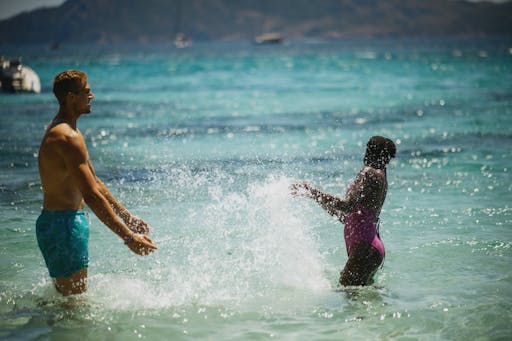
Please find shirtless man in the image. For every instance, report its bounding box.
[36,70,157,296]
[291,136,396,286]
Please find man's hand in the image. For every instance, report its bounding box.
[126,233,158,255]
[126,215,151,234]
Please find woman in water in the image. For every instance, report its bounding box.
[291,136,396,286]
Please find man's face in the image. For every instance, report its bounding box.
[73,82,94,114]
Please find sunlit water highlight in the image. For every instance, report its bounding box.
[1,38,511,340]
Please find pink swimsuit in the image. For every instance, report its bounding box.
[344,205,385,258]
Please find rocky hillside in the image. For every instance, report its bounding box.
[1,0,511,44]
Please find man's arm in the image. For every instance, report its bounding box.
[57,134,156,255]
[88,161,150,234]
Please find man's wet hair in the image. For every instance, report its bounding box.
[53,70,87,105]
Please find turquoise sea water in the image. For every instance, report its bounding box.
[1,38,511,340]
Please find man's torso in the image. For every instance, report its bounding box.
[39,122,86,210]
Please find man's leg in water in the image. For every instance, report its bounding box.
[54,268,88,296]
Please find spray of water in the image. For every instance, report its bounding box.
[85,175,331,311]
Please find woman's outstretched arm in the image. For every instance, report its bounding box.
[291,182,352,219]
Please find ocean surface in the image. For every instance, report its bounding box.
[1,37,511,340]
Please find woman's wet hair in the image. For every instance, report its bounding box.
[364,136,396,167]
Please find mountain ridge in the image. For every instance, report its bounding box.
[1,0,511,44]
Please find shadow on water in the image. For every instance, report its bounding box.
[0,290,94,340]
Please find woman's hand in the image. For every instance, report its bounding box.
[291,181,346,220]
[290,181,315,198]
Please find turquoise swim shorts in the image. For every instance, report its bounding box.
[36,210,89,278]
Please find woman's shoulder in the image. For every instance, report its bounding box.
[360,166,385,175]
[359,167,386,184]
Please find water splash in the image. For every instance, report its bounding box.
[87,176,330,311]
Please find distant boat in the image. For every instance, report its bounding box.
[0,57,41,94]
[174,32,191,48]
[254,33,284,45]
[173,0,191,48]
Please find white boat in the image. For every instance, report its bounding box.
[0,57,41,94]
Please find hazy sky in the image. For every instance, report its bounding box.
[0,0,510,20]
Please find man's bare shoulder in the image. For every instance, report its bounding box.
[40,124,88,165]
[43,123,84,148]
